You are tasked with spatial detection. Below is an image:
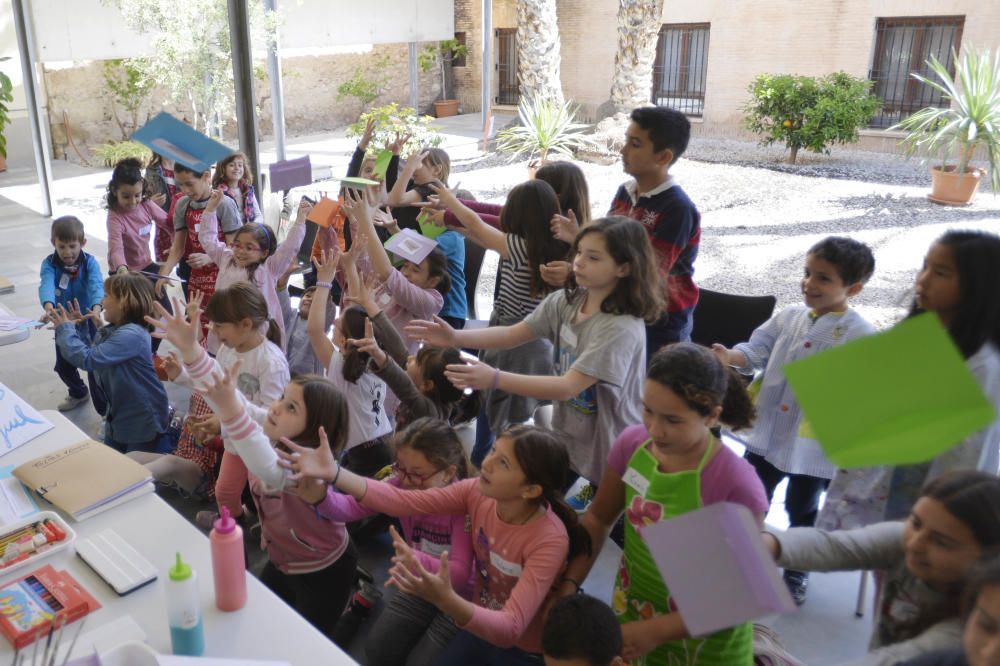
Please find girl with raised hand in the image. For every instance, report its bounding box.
[148,297,356,639]
[820,230,1000,531]
[213,151,263,225]
[387,147,451,233]
[555,343,768,665]
[407,216,660,492]
[766,471,1000,666]
[307,246,392,477]
[341,189,450,355]
[427,179,568,466]
[198,191,307,352]
[279,424,590,665]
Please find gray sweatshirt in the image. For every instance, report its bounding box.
[772,522,962,666]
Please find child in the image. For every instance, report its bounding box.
[407,216,661,490]
[711,236,877,604]
[428,179,566,466]
[198,190,307,351]
[148,299,357,638]
[38,216,106,413]
[50,273,170,453]
[149,285,290,524]
[327,418,476,666]
[763,470,1000,665]
[281,285,331,377]
[819,230,1000,532]
[543,594,624,666]
[307,248,392,476]
[105,157,170,275]
[341,190,450,355]
[899,556,1000,665]
[387,147,451,233]
[539,161,592,288]
[157,162,242,306]
[145,152,177,263]
[342,264,480,430]
[280,424,590,664]
[611,106,700,356]
[213,152,263,225]
[556,343,769,665]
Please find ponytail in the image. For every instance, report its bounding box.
[505,425,592,561]
[412,346,482,425]
[647,343,756,430]
[265,318,282,347]
[339,306,370,384]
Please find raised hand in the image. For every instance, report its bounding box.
[425,181,459,208]
[145,293,203,360]
[297,197,314,222]
[47,304,74,329]
[339,232,367,274]
[187,252,214,269]
[403,316,457,348]
[347,318,387,368]
[276,426,339,483]
[161,351,183,382]
[443,357,496,391]
[385,526,453,606]
[188,413,221,441]
[341,188,374,229]
[550,210,580,244]
[311,249,341,284]
[402,150,429,174]
[539,260,571,288]
[371,207,397,230]
[204,188,225,213]
[359,116,377,150]
[198,360,243,422]
[388,132,412,155]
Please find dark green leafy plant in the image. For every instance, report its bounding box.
[419,39,470,101]
[103,58,154,140]
[0,57,13,160]
[743,72,881,164]
[337,55,391,115]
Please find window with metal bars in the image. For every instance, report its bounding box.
[495,28,519,106]
[651,23,710,116]
[868,16,964,129]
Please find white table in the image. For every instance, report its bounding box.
[0,303,30,347]
[0,410,358,664]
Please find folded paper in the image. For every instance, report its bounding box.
[132,112,233,173]
[417,211,447,240]
[384,228,439,265]
[335,176,379,188]
[305,197,341,229]
[268,156,312,193]
[642,503,795,637]
[372,150,393,180]
[783,313,995,468]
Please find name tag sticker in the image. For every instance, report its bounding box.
[378,292,392,306]
[139,224,153,236]
[193,223,200,233]
[623,467,650,497]
[58,273,70,290]
[420,540,448,558]
[490,551,523,578]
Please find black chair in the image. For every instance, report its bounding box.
[690,289,777,349]
[464,237,487,320]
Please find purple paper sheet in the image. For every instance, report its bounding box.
[268,156,312,193]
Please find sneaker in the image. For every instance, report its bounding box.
[783,570,809,606]
[58,392,89,412]
[752,623,805,666]
[567,482,596,513]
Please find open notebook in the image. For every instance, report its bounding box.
[13,440,153,521]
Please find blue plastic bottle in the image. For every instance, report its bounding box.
[166,552,205,656]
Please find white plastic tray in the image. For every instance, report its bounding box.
[0,510,76,580]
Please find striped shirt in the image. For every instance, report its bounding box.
[494,234,545,322]
[734,305,876,478]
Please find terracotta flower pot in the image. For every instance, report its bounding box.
[433,100,460,118]
[928,165,985,206]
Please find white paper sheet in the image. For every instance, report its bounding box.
[0,382,54,456]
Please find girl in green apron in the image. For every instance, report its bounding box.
[557,343,769,665]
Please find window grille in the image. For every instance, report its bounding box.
[652,23,710,116]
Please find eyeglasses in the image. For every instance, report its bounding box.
[391,461,444,485]
[232,242,262,252]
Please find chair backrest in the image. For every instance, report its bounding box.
[464,237,487,319]
[690,289,777,350]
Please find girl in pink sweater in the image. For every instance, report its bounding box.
[280,424,591,664]
[105,158,171,275]
[148,297,356,640]
[198,191,307,352]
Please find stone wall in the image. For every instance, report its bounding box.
[43,43,443,163]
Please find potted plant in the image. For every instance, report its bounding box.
[892,48,1000,205]
[419,39,469,118]
[0,58,13,173]
[496,95,595,175]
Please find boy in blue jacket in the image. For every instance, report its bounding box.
[38,216,106,413]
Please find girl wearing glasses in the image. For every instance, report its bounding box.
[198,190,308,352]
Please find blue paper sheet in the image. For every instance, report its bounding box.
[132,112,233,173]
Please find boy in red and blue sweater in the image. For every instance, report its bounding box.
[610,107,700,359]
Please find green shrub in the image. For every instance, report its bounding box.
[92,140,152,167]
[337,55,391,114]
[496,95,594,163]
[0,59,12,160]
[346,103,442,155]
[742,72,881,163]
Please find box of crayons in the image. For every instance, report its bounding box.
[0,564,100,649]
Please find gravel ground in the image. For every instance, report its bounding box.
[453,135,1000,330]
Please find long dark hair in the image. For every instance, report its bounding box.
[908,230,1000,358]
[401,346,481,427]
[534,161,591,228]
[105,157,148,210]
[394,417,473,481]
[647,343,756,430]
[422,247,452,297]
[204,282,282,346]
[961,555,1000,620]
[499,180,569,298]
[284,374,349,455]
[503,425,591,561]
[339,306,370,383]
[565,216,664,323]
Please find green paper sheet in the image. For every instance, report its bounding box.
[783,313,995,468]
[417,211,447,240]
[373,150,393,180]
[336,176,380,188]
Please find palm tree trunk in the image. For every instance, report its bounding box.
[516,0,564,105]
[608,0,664,114]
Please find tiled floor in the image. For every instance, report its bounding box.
[0,119,872,664]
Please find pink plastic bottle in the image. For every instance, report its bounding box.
[209,506,247,611]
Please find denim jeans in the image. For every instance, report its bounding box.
[434,630,543,666]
